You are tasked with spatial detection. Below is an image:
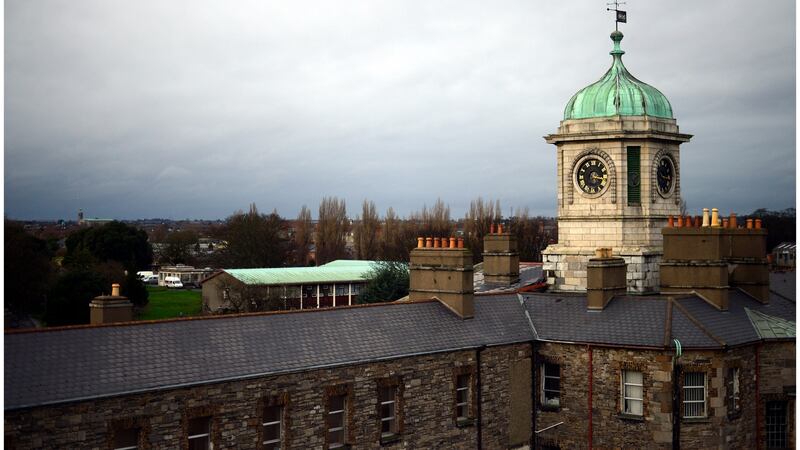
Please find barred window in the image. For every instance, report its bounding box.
[541,363,560,408]
[263,404,282,449]
[379,385,398,438]
[455,374,471,420]
[327,394,347,449]
[766,401,788,449]
[187,417,211,450]
[683,372,706,418]
[113,427,139,450]
[621,370,643,416]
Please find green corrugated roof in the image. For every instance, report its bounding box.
[563,31,673,120]
[745,308,796,339]
[223,260,376,285]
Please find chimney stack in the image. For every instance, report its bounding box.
[586,248,627,310]
[89,283,134,325]
[409,237,474,319]
[482,224,520,285]
[661,209,769,310]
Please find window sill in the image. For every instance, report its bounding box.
[617,413,645,422]
[380,433,401,445]
[455,417,475,428]
[538,404,560,413]
[682,417,711,424]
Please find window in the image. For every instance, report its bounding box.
[727,367,741,416]
[682,372,706,418]
[766,401,788,449]
[541,362,561,409]
[113,427,140,450]
[620,370,643,416]
[455,374,471,421]
[336,285,347,296]
[327,394,347,449]
[379,385,398,439]
[627,146,641,205]
[188,417,211,450]
[263,404,282,450]
[351,284,362,295]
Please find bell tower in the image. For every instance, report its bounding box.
[542,30,692,293]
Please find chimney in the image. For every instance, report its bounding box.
[660,209,770,309]
[409,237,474,319]
[482,224,520,285]
[586,248,627,310]
[89,283,134,325]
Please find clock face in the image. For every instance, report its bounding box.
[656,156,675,196]
[576,158,609,195]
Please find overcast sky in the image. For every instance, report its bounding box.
[5,0,796,220]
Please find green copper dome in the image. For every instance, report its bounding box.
[563,31,673,120]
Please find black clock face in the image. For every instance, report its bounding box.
[657,156,675,195]
[576,158,609,194]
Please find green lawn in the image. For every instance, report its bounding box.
[138,286,203,320]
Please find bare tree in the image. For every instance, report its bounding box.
[218,203,288,268]
[215,280,287,314]
[413,198,453,238]
[316,197,349,265]
[508,207,556,262]
[379,207,418,261]
[292,205,313,266]
[463,197,501,262]
[353,199,380,260]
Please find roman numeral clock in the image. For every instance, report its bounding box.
[542,30,692,294]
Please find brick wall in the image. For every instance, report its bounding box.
[5,344,532,450]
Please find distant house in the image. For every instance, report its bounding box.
[773,242,796,268]
[201,260,376,313]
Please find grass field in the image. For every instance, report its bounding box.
[138,286,203,321]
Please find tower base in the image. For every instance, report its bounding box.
[542,245,662,294]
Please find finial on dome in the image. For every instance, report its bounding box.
[610,30,625,56]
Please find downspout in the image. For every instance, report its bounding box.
[476,345,486,450]
[755,343,762,450]
[531,340,537,450]
[588,344,593,450]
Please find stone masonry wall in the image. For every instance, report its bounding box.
[5,344,532,450]
[533,341,793,449]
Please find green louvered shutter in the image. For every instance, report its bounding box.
[627,146,641,205]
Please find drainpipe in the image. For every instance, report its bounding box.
[476,345,486,450]
[588,345,593,450]
[755,343,762,450]
[672,338,682,450]
[531,340,537,449]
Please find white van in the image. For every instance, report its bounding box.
[164,276,183,289]
[137,271,154,280]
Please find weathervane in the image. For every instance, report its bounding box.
[606,1,627,31]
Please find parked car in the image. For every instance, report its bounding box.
[182,281,199,289]
[164,276,183,289]
[144,275,159,285]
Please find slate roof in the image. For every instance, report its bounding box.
[522,289,796,349]
[5,296,531,410]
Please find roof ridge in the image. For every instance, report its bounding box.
[672,299,727,347]
[4,299,439,335]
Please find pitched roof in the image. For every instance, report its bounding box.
[746,308,796,339]
[207,260,377,286]
[5,296,531,410]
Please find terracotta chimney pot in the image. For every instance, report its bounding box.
[702,208,710,227]
[722,218,729,228]
[434,237,441,248]
[426,237,433,248]
[111,283,121,297]
[449,237,457,248]
[457,237,464,248]
[755,219,762,229]
[490,223,496,234]
[677,215,684,228]
[667,215,674,227]
[746,219,753,229]
[730,213,737,228]
[417,237,424,248]
[498,223,504,234]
